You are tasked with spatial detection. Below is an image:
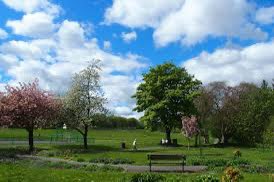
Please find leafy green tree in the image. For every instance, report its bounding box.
[194,87,214,144]
[232,81,274,144]
[133,62,201,144]
[63,60,106,149]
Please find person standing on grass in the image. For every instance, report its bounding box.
[133,138,137,150]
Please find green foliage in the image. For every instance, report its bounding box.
[226,159,250,167]
[222,166,243,182]
[190,158,228,167]
[233,150,241,159]
[189,158,250,168]
[241,165,273,174]
[133,62,201,140]
[89,157,134,164]
[262,129,274,148]
[130,173,166,182]
[195,174,220,182]
[76,158,85,162]
[93,114,144,129]
[232,81,274,145]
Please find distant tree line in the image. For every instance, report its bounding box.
[92,114,143,129]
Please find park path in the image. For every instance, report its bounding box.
[17,155,207,173]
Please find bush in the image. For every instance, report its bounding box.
[241,165,273,173]
[130,173,165,182]
[89,157,134,164]
[195,174,220,182]
[222,166,243,182]
[233,150,241,159]
[77,158,85,162]
[226,159,250,167]
[190,158,227,167]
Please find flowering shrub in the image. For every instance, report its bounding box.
[182,116,200,138]
[222,166,243,182]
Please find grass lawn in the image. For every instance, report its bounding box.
[0,128,273,181]
[0,160,272,182]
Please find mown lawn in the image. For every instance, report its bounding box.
[0,128,273,181]
[0,160,272,182]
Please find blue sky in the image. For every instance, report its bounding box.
[0,0,273,118]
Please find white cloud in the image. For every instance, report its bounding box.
[104,0,184,28]
[0,19,147,118]
[183,41,274,85]
[105,0,268,47]
[2,0,60,14]
[0,54,18,70]
[255,6,274,24]
[0,28,8,39]
[6,12,57,38]
[103,41,111,50]
[121,31,137,43]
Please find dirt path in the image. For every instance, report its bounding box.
[17,155,207,173]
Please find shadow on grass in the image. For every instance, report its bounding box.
[0,146,45,158]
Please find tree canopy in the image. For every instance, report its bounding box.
[62,60,106,149]
[133,62,201,143]
[0,80,60,152]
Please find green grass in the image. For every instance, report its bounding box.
[0,160,272,182]
[0,128,273,181]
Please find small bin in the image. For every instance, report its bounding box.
[121,142,126,149]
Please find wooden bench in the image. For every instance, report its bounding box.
[147,154,186,172]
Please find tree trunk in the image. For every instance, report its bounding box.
[83,125,88,149]
[28,129,34,153]
[165,128,171,145]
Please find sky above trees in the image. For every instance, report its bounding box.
[0,0,273,118]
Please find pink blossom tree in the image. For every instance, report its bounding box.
[1,80,60,152]
[182,116,200,149]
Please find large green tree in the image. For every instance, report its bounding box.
[232,81,274,145]
[133,62,201,144]
[63,60,106,149]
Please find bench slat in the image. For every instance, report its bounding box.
[148,154,185,160]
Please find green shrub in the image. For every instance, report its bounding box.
[89,157,134,164]
[76,158,85,162]
[241,165,273,173]
[226,159,250,167]
[233,150,242,159]
[130,173,165,182]
[190,158,227,167]
[195,174,220,182]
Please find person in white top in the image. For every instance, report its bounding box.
[133,139,137,150]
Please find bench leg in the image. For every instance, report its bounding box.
[149,160,152,172]
[182,161,184,172]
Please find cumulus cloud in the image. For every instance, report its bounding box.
[104,0,184,28]
[105,0,268,47]
[6,12,57,38]
[255,6,274,24]
[2,0,60,14]
[0,28,8,39]
[183,41,274,85]
[121,31,137,43]
[1,17,147,118]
